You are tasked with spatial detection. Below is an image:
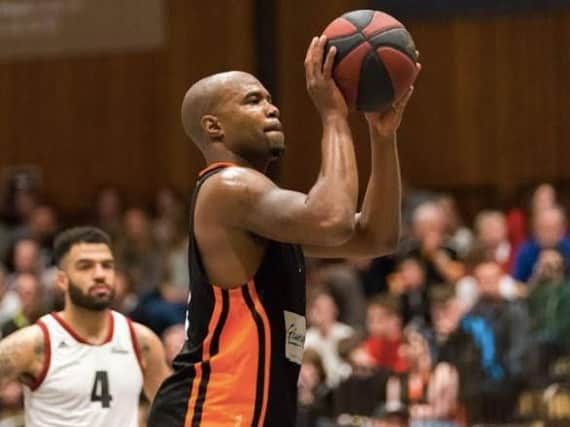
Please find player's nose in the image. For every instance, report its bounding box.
[93,263,106,278]
[267,102,280,118]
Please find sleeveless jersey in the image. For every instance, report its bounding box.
[149,163,307,427]
[23,311,143,427]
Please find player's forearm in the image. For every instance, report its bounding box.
[356,128,401,253]
[307,115,358,238]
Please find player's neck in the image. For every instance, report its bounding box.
[204,147,270,173]
[59,306,112,345]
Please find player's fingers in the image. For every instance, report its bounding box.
[394,86,414,111]
[313,35,327,77]
[304,37,318,80]
[322,46,336,79]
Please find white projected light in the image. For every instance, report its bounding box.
[0,0,164,59]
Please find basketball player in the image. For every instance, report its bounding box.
[148,36,417,426]
[0,226,171,427]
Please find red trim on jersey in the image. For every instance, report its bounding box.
[30,320,51,391]
[198,162,237,177]
[126,318,143,371]
[50,311,114,346]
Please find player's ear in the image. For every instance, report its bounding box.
[56,269,69,292]
[201,115,224,141]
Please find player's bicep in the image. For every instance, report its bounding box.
[303,213,397,258]
[0,326,40,388]
[134,324,171,402]
[229,173,352,246]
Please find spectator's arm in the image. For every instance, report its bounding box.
[431,250,465,283]
[412,363,458,420]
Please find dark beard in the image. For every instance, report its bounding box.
[68,280,115,311]
[269,144,285,158]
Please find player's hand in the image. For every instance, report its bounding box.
[304,35,348,120]
[365,61,420,138]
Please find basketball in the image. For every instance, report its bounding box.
[322,10,419,112]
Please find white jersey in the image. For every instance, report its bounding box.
[23,311,144,427]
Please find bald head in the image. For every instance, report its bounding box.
[534,206,567,248]
[181,71,260,146]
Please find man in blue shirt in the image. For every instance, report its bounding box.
[512,206,570,282]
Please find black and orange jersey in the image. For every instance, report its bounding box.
[148,163,306,427]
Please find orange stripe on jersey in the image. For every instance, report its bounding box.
[247,280,272,426]
[184,363,202,427]
[183,282,272,426]
[198,162,237,177]
[198,286,257,426]
[184,286,226,427]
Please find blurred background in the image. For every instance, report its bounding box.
[0,1,569,426]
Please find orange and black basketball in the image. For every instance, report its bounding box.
[322,10,419,112]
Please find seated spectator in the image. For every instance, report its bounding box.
[527,248,570,378]
[318,261,367,333]
[297,349,333,427]
[115,207,163,294]
[472,210,515,273]
[305,290,354,387]
[437,194,474,259]
[531,183,558,217]
[334,335,390,418]
[400,202,465,287]
[153,187,186,251]
[388,328,461,427]
[0,172,40,229]
[363,295,407,373]
[5,238,47,288]
[456,254,521,312]
[130,281,187,337]
[0,264,20,326]
[93,186,125,241]
[465,259,530,422]
[389,255,431,327]
[512,206,570,282]
[504,182,557,258]
[1,273,46,337]
[430,286,488,425]
[11,204,59,266]
[111,270,138,315]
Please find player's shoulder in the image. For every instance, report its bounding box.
[200,166,274,203]
[9,323,44,343]
[129,321,154,339]
[207,166,270,189]
[0,323,44,355]
[129,321,162,348]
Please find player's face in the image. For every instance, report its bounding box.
[217,76,284,161]
[58,243,116,311]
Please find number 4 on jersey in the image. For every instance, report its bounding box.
[91,371,113,408]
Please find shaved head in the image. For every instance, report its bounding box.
[181,71,260,146]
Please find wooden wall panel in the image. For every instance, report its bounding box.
[0,2,568,213]
[276,4,570,204]
[0,0,255,212]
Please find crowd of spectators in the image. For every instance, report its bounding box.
[0,173,569,427]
